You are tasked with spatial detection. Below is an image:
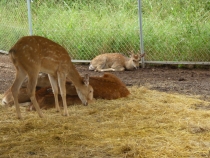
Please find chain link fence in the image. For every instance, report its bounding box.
[0,1,29,52]
[142,0,210,64]
[0,0,210,64]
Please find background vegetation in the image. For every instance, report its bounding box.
[0,0,209,61]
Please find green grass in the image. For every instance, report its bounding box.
[0,0,209,62]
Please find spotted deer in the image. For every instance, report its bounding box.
[8,36,93,119]
[89,52,145,72]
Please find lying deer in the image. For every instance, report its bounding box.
[89,52,145,72]
[8,36,93,119]
[1,72,51,106]
[2,73,130,110]
[30,73,130,110]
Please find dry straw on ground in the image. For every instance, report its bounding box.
[0,86,210,158]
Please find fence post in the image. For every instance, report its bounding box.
[27,0,33,35]
[138,0,145,68]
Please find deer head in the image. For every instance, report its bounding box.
[75,74,93,106]
[126,52,145,70]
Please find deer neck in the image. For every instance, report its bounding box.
[67,64,84,88]
[124,58,135,70]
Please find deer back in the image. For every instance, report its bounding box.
[93,53,126,67]
[89,73,130,99]
[9,36,72,75]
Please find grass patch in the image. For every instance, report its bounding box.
[0,0,209,61]
[0,87,210,157]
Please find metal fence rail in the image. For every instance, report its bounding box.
[0,0,209,65]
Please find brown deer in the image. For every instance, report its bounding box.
[28,86,83,111]
[2,73,51,106]
[2,73,130,110]
[2,87,31,106]
[31,73,130,110]
[89,52,144,72]
[8,36,93,119]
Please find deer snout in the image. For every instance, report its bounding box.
[83,101,88,106]
[133,64,138,69]
[1,98,10,107]
[2,100,7,106]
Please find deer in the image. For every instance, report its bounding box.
[31,73,130,110]
[2,87,31,107]
[8,36,93,119]
[89,52,145,72]
[2,73,130,110]
[2,73,51,106]
[28,86,83,111]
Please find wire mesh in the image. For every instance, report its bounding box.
[30,0,141,60]
[142,0,210,63]
[0,1,28,52]
[0,0,209,64]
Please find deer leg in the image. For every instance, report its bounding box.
[11,68,27,119]
[48,74,60,112]
[110,64,125,71]
[113,67,125,71]
[27,73,44,118]
[95,63,106,72]
[58,73,69,116]
[99,68,115,72]
[100,67,125,71]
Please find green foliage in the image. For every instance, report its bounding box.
[0,0,209,61]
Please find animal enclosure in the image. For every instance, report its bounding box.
[0,0,210,157]
[1,54,210,157]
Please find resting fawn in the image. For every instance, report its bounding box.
[89,52,144,72]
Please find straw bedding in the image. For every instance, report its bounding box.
[0,86,210,157]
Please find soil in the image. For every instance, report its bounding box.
[1,53,210,101]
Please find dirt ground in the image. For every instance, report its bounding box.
[1,53,210,101]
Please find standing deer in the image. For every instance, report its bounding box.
[89,52,144,72]
[9,36,93,119]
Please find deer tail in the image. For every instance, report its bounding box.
[9,49,16,63]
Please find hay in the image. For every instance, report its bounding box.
[0,87,210,157]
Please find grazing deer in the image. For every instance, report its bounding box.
[8,36,93,119]
[89,52,145,72]
[2,73,130,110]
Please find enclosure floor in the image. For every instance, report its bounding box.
[1,53,210,101]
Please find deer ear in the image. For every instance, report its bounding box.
[83,74,89,86]
[140,53,145,57]
[128,50,134,57]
